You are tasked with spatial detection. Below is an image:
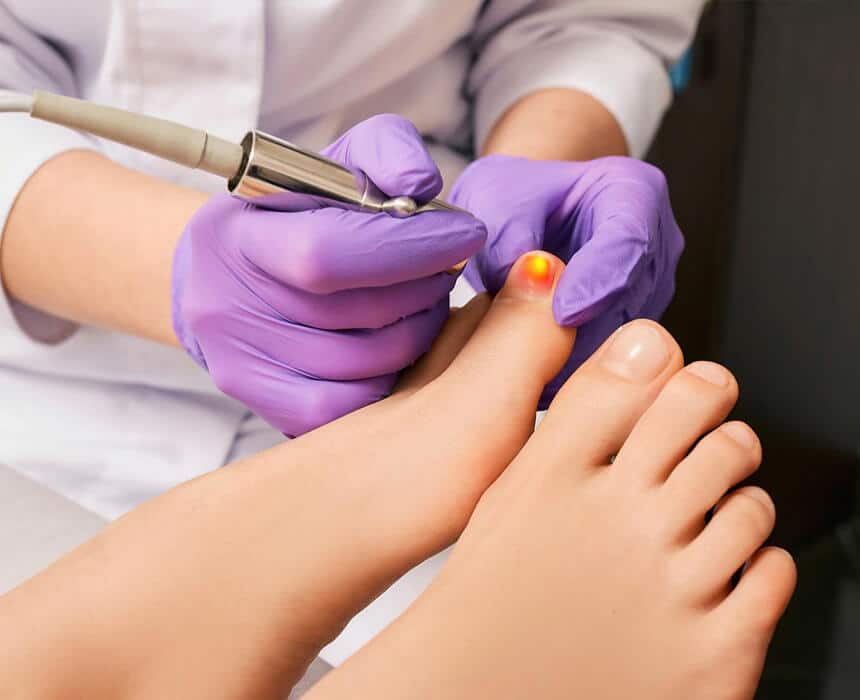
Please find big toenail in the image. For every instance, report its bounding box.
[686,362,730,387]
[600,322,670,382]
[507,251,561,299]
[721,422,758,449]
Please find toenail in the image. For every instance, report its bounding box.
[739,487,774,511]
[506,251,561,299]
[600,322,670,382]
[721,422,758,449]
[685,362,730,387]
[772,546,794,563]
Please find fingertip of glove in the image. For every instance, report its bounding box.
[391,164,443,201]
[333,114,444,201]
[551,290,595,328]
[462,260,485,293]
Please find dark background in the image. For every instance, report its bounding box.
[648,1,860,697]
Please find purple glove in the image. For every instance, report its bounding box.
[449,155,683,407]
[172,115,487,436]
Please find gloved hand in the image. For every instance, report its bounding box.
[449,155,683,407]
[172,115,487,436]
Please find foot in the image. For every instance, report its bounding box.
[271,250,575,646]
[307,321,797,700]
[0,251,576,700]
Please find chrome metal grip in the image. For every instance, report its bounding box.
[229,131,388,212]
[229,130,470,273]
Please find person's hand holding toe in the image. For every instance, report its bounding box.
[172,115,487,436]
[449,154,684,406]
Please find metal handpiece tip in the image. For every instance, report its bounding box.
[381,196,418,217]
[382,195,468,275]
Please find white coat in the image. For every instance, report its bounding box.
[0,0,705,664]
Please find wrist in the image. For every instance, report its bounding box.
[481,87,628,161]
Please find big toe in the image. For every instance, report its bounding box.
[414,251,576,476]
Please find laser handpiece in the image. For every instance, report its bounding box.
[0,90,468,266]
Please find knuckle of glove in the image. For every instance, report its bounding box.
[597,156,669,199]
[282,231,337,294]
[361,112,420,137]
[293,386,344,432]
[208,362,247,402]
[185,294,226,343]
[293,380,387,434]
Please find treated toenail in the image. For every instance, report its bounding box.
[721,422,758,449]
[600,322,670,382]
[685,362,730,387]
[507,251,561,299]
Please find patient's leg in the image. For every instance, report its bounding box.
[0,252,574,699]
[307,321,797,700]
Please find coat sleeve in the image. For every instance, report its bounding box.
[468,0,707,157]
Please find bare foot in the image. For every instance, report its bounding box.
[0,252,575,699]
[307,321,797,700]
[248,252,577,662]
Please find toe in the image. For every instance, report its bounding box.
[613,362,739,486]
[398,251,575,509]
[395,293,491,397]
[717,546,797,634]
[679,486,776,604]
[659,422,762,540]
[525,319,683,468]
[428,251,576,442]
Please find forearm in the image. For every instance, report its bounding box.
[481,87,629,161]
[0,150,207,346]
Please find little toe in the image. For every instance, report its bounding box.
[613,362,739,486]
[680,486,776,604]
[717,546,797,636]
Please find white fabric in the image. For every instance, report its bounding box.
[0,0,704,662]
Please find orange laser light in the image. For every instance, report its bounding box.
[524,253,552,284]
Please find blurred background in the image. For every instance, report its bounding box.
[650,1,860,697]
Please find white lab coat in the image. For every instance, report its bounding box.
[0,0,704,664]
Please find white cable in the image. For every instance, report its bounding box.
[0,92,33,113]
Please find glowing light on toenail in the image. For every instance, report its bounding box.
[524,254,552,283]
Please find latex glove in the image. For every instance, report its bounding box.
[172,115,487,436]
[450,155,683,406]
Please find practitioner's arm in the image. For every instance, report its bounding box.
[1,151,205,345]
[1,116,486,437]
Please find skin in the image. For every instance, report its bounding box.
[481,87,629,160]
[1,151,202,346]
[307,321,798,700]
[4,90,782,698]
[0,87,624,345]
[0,252,574,699]
[0,254,796,699]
